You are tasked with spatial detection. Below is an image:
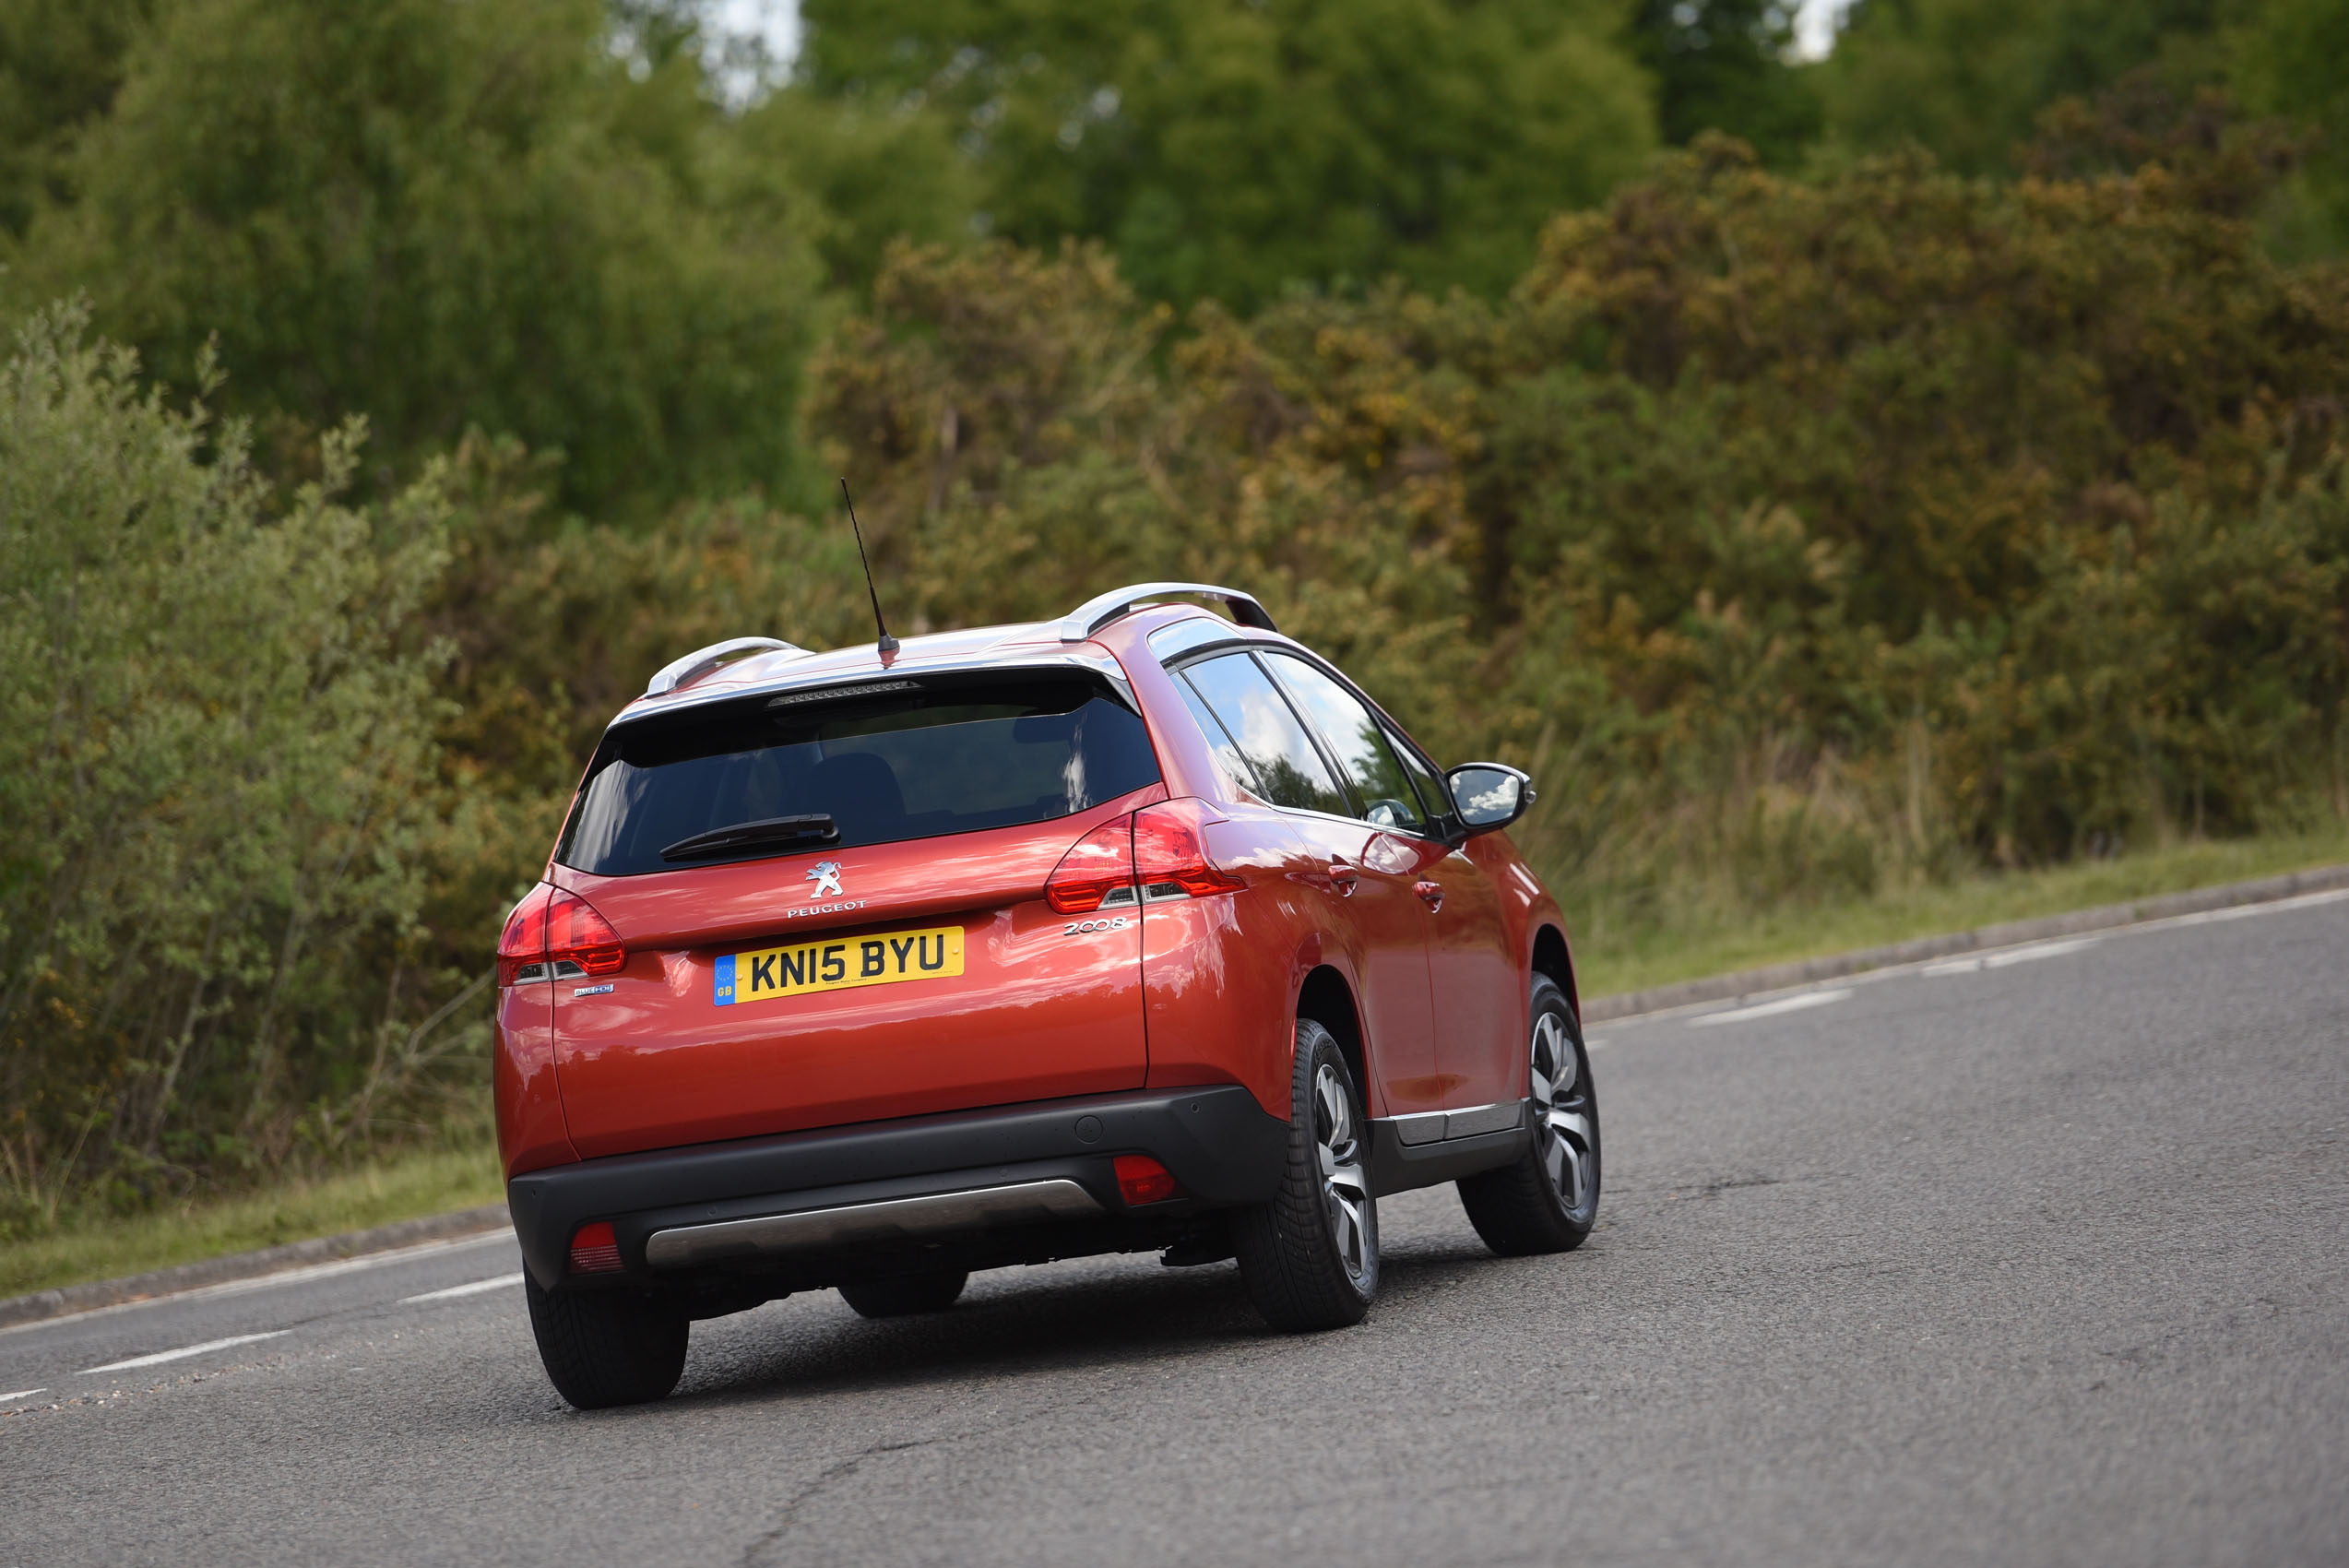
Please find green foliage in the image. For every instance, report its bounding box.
[0,0,825,520]
[1819,0,2227,175]
[0,0,150,237]
[0,305,463,1231]
[1631,0,1822,166]
[2229,0,2349,255]
[793,0,1658,307]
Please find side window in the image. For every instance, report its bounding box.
[1386,726,1452,826]
[1180,653,1349,816]
[1262,652,1429,832]
[1173,678,1260,796]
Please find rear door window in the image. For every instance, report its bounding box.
[1261,652,1429,832]
[1179,653,1348,816]
[558,675,1160,875]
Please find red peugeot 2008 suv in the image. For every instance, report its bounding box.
[496,583,1599,1407]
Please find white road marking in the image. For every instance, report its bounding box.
[77,1331,289,1375]
[1923,937,2101,976]
[2150,885,2349,928]
[402,1273,523,1304]
[1,1387,47,1403]
[1689,988,1854,1027]
[1,1229,512,1338]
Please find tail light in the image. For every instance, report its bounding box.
[546,888,625,977]
[496,884,553,986]
[568,1220,623,1274]
[1133,800,1245,900]
[1046,817,1136,914]
[1114,1154,1182,1206]
[497,884,624,984]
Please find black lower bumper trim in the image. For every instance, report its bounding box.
[507,1085,1286,1289]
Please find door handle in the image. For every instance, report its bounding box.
[1326,861,1359,895]
[1415,880,1444,911]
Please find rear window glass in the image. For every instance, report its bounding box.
[557,676,1160,875]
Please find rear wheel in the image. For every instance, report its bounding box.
[1234,1018,1379,1331]
[1458,975,1600,1256]
[838,1270,968,1318]
[524,1275,689,1409]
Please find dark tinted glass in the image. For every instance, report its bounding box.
[1180,653,1347,815]
[558,677,1159,875]
[1262,653,1427,831]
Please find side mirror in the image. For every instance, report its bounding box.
[1445,763,1535,834]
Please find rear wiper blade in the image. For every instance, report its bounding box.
[660,814,839,862]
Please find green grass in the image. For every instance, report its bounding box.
[1572,825,2349,999]
[0,1141,504,1302]
[9,826,2348,1303]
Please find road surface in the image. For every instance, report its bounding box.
[6,891,2346,1566]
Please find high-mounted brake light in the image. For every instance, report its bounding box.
[1133,800,1245,901]
[569,1220,623,1274]
[1046,817,1136,914]
[546,888,625,977]
[1114,1154,1182,1206]
[496,884,554,986]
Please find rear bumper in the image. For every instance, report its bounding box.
[506,1085,1287,1290]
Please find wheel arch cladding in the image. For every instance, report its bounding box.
[1295,965,1366,1102]
[1531,924,1578,1019]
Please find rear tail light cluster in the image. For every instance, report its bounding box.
[497,885,626,986]
[1044,800,1246,914]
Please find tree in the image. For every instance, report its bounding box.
[1817,0,2227,176]
[2230,0,2349,255]
[1631,0,1822,168]
[793,0,1657,308]
[0,0,825,519]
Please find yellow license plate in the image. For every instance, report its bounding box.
[714,925,965,1006]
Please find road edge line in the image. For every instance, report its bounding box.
[0,1202,511,1332]
[1580,861,2349,1025]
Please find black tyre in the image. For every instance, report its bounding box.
[1233,1017,1379,1331]
[837,1270,969,1318]
[524,1274,689,1410]
[1457,975,1601,1256]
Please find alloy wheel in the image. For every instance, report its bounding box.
[1529,1010,1597,1223]
[1313,1062,1373,1286]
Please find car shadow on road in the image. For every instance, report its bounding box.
[633,1233,1530,1417]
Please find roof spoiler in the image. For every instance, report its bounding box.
[1056,583,1277,644]
[644,636,806,697]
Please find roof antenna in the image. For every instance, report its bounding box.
[839,477,897,656]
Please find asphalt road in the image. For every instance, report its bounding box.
[7,892,2347,1567]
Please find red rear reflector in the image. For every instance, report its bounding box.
[1114,1154,1181,1206]
[1046,815,1136,914]
[496,884,554,986]
[546,888,625,978]
[568,1221,623,1274]
[1133,800,1244,900]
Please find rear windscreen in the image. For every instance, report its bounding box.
[557,675,1161,876]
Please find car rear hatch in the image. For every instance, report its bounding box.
[541,665,1168,1159]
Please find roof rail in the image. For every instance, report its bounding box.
[644,636,805,698]
[1056,583,1277,644]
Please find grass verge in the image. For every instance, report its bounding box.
[0,1141,504,1302]
[1572,825,2349,999]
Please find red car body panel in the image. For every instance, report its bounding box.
[492,600,1575,1182]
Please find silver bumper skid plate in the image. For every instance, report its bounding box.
[642,1177,1103,1269]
